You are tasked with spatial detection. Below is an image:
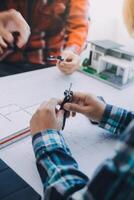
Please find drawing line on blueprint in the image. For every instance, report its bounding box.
[0,103,40,122]
[0,113,11,122]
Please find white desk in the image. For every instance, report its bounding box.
[0,67,134,197]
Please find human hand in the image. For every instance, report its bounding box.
[57,50,80,75]
[30,99,64,135]
[63,92,106,122]
[0,9,30,54]
[123,0,134,37]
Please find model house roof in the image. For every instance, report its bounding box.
[90,40,122,50]
[112,48,134,57]
[90,40,134,59]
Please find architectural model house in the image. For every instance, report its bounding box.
[81,40,134,89]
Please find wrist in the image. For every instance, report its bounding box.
[64,45,80,55]
[31,128,60,137]
[30,125,47,136]
[95,96,106,122]
[32,129,64,158]
[99,104,113,128]
[96,103,106,122]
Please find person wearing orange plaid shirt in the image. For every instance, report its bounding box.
[0,0,89,76]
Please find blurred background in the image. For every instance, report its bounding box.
[82,0,134,59]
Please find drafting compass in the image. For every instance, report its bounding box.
[60,83,73,130]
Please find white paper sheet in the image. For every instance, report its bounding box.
[0,104,40,140]
[0,67,134,197]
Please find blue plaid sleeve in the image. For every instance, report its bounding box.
[99,104,134,135]
[32,125,134,200]
[88,120,134,200]
[32,129,89,199]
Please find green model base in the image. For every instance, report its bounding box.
[80,65,134,90]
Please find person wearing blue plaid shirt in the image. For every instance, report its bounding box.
[30,0,134,199]
[30,92,134,200]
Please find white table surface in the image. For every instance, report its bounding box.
[0,67,134,197]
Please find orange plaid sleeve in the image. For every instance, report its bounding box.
[65,0,90,54]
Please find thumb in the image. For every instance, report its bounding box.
[57,110,64,129]
[64,54,73,62]
[57,109,64,119]
[64,103,86,114]
[17,28,30,48]
[62,50,73,61]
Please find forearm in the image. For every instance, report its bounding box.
[32,123,134,199]
[32,130,89,199]
[65,0,89,54]
[88,121,134,199]
[99,104,134,135]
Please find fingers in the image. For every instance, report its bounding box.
[70,92,88,104]
[10,11,30,47]
[63,102,88,114]
[57,63,79,75]
[72,111,76,117]
[57,50,80,74]
[0,34,11,54]
[60,61,79,72]
[5,9,30,47]
[0,36,7,54]
[71,92,95,105]
[57,109,64,120]
[0,47,3,54]
[59,92,87,114]
[39,98,59,113]
[66,111,76,118]
[0,28,14,44]
[58,98,76,118]
[35,98,61,117]
[47,98,59,107]
[0,36,7,48]
[62,92,94,115]
[56,109,64,130]
[16,24,30,48]
[30,98,64,134]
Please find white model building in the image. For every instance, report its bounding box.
[89,40,134,85]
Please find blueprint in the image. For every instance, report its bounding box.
[0,67,134,196]
[0,103,39,140]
